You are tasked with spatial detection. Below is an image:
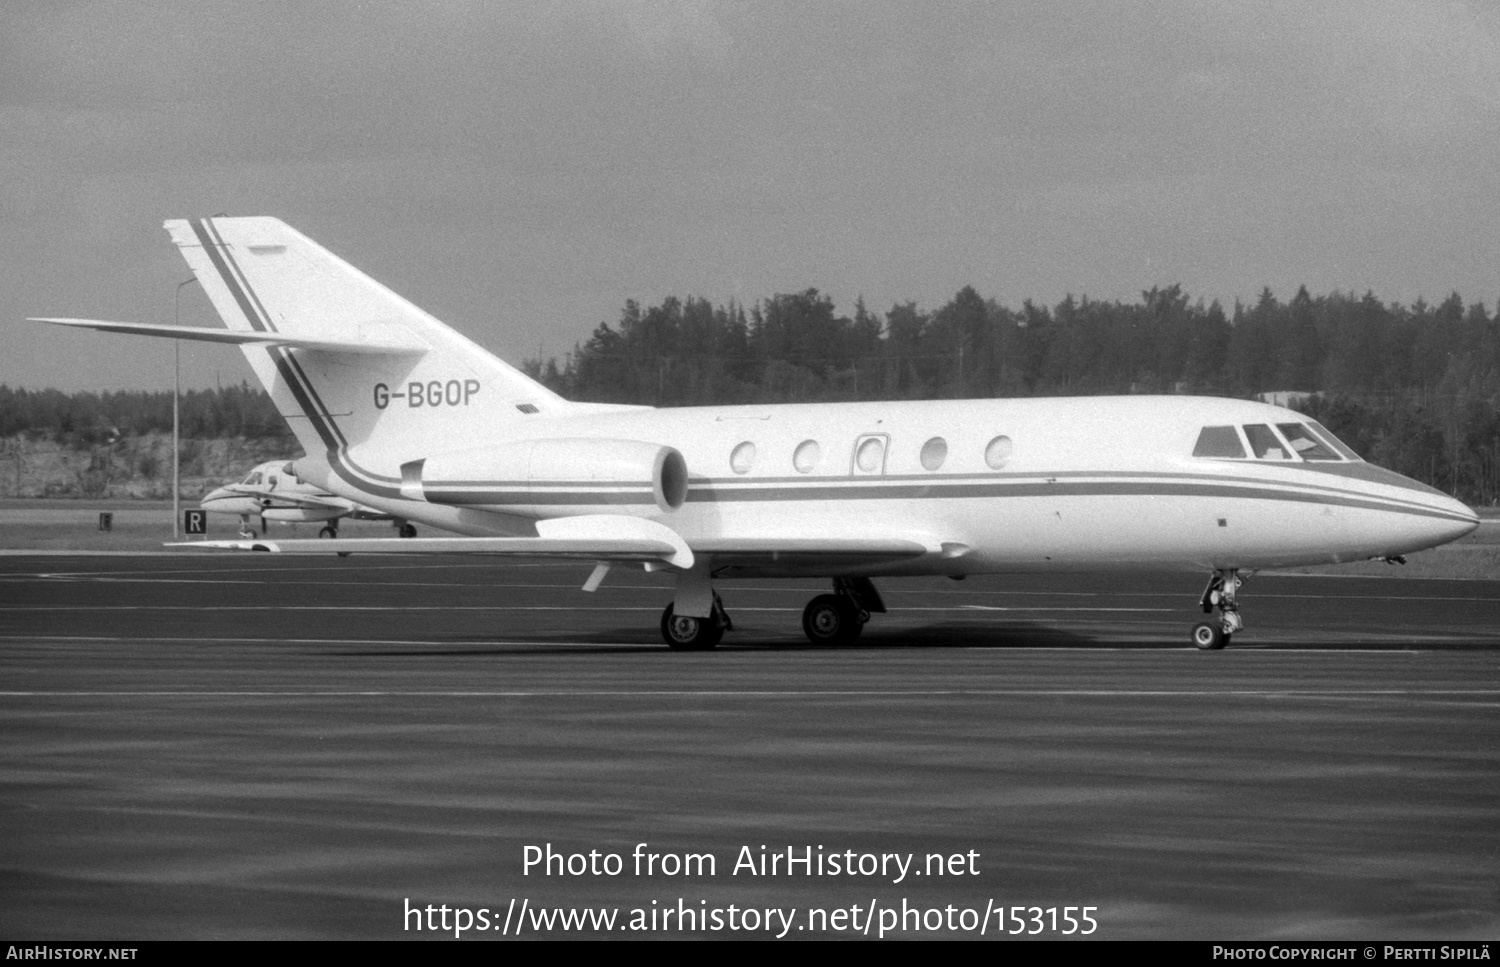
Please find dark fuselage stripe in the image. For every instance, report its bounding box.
[419,478,1472,523]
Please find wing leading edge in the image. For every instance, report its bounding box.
[169,514,938,572]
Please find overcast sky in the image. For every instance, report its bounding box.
[4,1,1499,392]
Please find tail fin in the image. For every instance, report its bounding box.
[166,217,569,493]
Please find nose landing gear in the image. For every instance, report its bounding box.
[1194,568,1243,650]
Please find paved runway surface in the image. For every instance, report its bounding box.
[2,555,1498,940]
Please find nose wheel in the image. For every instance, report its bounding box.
[1195,569,1243,650]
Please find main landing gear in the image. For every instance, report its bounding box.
[318,521,339,539]
[1193,568,1244,650]
[656,577,886,650]
[801,578,884,646]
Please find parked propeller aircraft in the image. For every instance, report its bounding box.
[27,217,1480,649]
[202,459,419,539]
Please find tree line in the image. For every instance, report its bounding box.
[523,285,1500,504]
[6,285,1499,504]
[0,383,294,445]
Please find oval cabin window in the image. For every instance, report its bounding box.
[793,440,821,474]
[920,437,947,471]
[730,441,757,475]
[984,435,1012,470]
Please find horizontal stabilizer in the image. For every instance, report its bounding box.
[23,317,429,356]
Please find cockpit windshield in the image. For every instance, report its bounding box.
[1275,423,1339,461]
[243,472,264,485]
[1191,422,1362,463]
[1243,424,1289,459]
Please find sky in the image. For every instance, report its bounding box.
[3,0,1499,392]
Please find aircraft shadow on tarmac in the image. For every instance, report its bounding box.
[333,620,1107,657]
[326,620,1500,656]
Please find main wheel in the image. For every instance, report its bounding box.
[1192,621,1228,650]
[319,525,337,539]
[802,594,862,645]
[399,523,417,538]
[660,604,722,651]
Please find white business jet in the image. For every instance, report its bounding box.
[203,459,418,539]
[27,217,1479,650]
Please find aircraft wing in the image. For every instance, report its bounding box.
[168,514,941,571]
[174,535,687,562]
[171,514,695,568]
[24,317,428,356]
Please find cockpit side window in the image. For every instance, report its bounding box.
[1192,426,1246,458]
[244,472,263,485]
[1306,421,1362,461]
[1243,424,1289,460]
[1276,423,1340,461]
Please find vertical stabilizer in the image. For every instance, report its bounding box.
[165,216,569,497]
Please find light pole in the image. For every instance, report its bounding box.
[173,277,199,539]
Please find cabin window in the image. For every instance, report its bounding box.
[1307,421,1361,461]
[1243,424,1289,460]
[920,437,947,471]
[793,440,821,474]
[855,437,885,472]
[984,435,1012,470]
[1192,426,1246,458]
[1276,423,1340,461]
[730,441,756,475]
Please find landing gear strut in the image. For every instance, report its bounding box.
[238,514,256,540]
[1194,568,1243,650]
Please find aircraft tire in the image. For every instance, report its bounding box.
[1192,621,1228,650]
[660,604,722,651]
[399,523,417,538]
[319,526,336,539]
[802,594,862,645]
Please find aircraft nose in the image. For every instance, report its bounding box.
[1430,493,1481,544]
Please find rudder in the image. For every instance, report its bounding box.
[165,217,570,491]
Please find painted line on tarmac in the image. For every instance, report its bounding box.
[3,688,1497,699]
[0,604,1179,613]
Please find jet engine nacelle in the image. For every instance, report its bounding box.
[402,438,688,518]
